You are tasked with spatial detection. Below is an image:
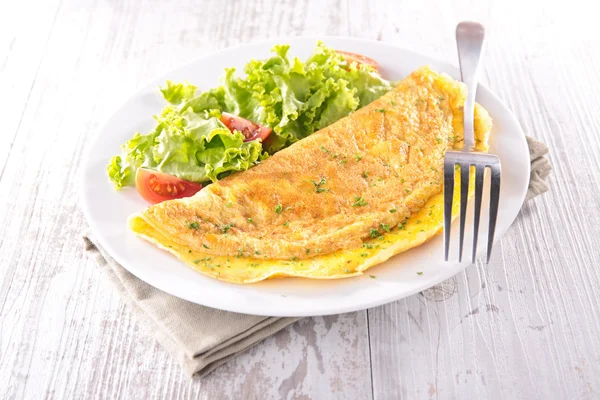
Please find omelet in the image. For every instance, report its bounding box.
[129,66,492,283]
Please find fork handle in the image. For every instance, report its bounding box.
[456,21,485,152]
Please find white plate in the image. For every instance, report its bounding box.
[81,37,529,317]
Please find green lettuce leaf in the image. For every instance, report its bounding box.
[106,155,134,189]
[160,81,198,105]
[153,108,264,182]
[108,106,266,189]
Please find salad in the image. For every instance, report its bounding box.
[107,42,392,203]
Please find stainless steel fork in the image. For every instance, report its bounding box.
[444,21,501,264]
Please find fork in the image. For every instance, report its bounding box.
[444,21,501,264]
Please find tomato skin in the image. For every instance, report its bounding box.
[336,50,379,70]
[220,112,272,142]
[135,168,203,204]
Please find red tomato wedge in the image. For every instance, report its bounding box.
[135,168,203,204]
[336,50,379,70]
[220,112,272,142]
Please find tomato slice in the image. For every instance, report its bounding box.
[336,50,379,70]
[220,112,272,142]
[135,168,203,204]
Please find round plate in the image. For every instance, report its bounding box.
[81,37,529,317]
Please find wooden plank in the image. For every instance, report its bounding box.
[0,0,62,200]
[0,0,373,398]
[368,1,600,398]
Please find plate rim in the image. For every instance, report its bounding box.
[80,36,530,316]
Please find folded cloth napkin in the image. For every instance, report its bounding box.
[83,136,550,378]
[526,136,551,201]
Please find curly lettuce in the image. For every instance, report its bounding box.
[108,42,391,189]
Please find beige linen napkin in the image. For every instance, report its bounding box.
[83,136,550,378]
[526,136,551,201]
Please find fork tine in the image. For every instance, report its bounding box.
[443,161,455,261]
[471,164,485,263]
[458,163,470,262]
[486,163,501,263]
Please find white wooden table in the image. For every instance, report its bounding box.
[2,0,599,398]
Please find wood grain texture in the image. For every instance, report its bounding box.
[1,0,599,398]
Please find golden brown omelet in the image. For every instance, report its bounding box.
[130,66,492,283]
